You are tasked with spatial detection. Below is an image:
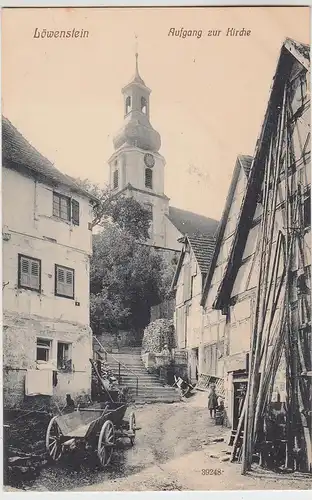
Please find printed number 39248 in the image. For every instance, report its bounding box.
[202,469,223,475]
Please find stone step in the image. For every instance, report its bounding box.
[126,388,179,396]
[119,378,166,386]
[97,347,180,403]
[109,365,148,375]
[111,368,153,375]
[134,397,181,403]
[121,382,165,389]
[118,373,160,380]
[123,381,176,389]
[109,362,143,368]
[109,366,147,372]
[121,383,168,390]
[130,391,180,398]
[128,391,179,398]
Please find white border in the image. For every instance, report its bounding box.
[0,2,311,500]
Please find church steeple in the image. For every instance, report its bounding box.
[108,50,169,248]
[113,52,161,152]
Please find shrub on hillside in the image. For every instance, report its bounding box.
[142,319,176,354]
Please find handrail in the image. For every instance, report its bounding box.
[92,336,178,396]
[93,336,140,385]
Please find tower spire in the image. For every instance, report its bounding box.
[135,51,139,77]
[134,33,140,78]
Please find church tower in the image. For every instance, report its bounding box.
[108,53,170,248]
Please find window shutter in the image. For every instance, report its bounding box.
[20,256,40,290]
[30,260,40,289]
[71,199,80,226]
[56,266,74,298]
[20,257,30,287]
[183,262,192,302]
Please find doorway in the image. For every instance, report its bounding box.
[189,348,199,384]
[233,378,248,430]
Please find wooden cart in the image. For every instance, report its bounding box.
[45,402,137,468]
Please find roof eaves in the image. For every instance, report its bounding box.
[212,39,304,309]
[170,243,187,292]
[284,38,310,71]
[200,156,243,306]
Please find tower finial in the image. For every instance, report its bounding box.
[134,33,139,76]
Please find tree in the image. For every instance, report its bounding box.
[73,178,151,239]
[74,177,175,337]
[109,197,151,241]
[73,178,112,229]
[90,225,174,335]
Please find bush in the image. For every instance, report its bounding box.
[142,319,176,354]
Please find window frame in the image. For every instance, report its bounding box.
[141,97,147,114]
[55,264,75,299]
[113,169,119,189]
[125,95,132,115]
[57,341,73,372]
[18,254,41,292]
[145,167,153,189]
[71,199,80,226]
[36,337,52,363]
[53,192,71,221]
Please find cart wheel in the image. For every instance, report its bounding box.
[46,416,63,461]
[129,412,136,446]
[97,420,115,467]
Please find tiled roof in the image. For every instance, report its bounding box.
[285,38,310,65]
[201,154,253,305]
[168,206,219,238]
[2,116,97,201]
[188,234,216,274]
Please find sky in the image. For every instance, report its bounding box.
[2,6,310,221]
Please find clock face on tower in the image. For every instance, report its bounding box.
[144,153,155,168]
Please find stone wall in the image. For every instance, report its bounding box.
[3,310,92,408]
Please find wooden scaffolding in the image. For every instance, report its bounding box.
[231,80,311,474]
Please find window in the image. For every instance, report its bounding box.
[190,276,194,299]
[18,254,41,291]
[145,168,153,189]
[125,96,131,114]
[183,261,192,302]
[55,265,75,299]
[144,203,153,234]
[53,192,70,221]
[53,192,80,225]
[113,169,119,189]
[57,342,72,372]
[71,199,80,226]
[37,338,52,362]
[141,97,147,114]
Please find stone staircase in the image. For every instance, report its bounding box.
[95,345,181,404]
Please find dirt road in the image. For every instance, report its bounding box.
[9,394,312,492]
[22,394,223,491]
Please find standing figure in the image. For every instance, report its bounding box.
[208,384,218,418]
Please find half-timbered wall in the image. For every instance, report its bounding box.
[224,53,311,426]
[201,164,249,378]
